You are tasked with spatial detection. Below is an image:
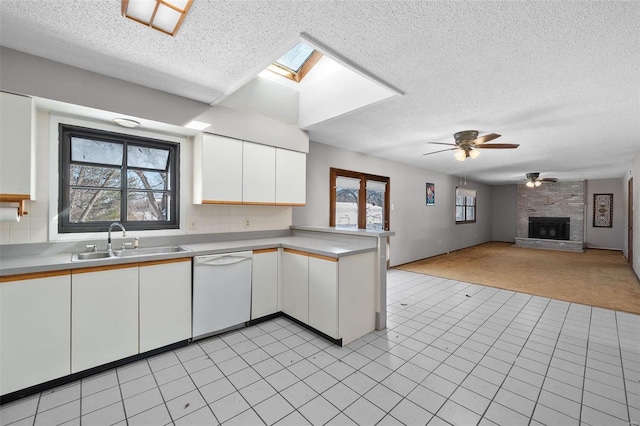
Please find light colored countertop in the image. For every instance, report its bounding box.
[0,235,377,277]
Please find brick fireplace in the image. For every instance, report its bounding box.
[515,181,585,251]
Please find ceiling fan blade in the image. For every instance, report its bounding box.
[422,148,457,156]
[539,178,558,182]
[473,133,501,144]
[427,142,457,147]
[474,143,520,149]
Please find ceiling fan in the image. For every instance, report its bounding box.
[423,130,519,161]
[525,172,558,187]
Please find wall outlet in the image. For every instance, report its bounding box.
[188,218,198,230]
[245,218,251,228]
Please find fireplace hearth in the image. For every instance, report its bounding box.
[528,217,570,240]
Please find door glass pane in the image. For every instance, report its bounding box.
[71,137,123,165]
[127,191,169,221]
[70,165,120,188]
[68,189,121,222]
[127,145,169,170]
[366,181,385,230]
[335,178,360,228]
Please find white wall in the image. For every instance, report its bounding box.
[0,47,209,127]
[292,141,493,267]
[0,110,292,245]
[585,178,626,249]
[491,185,517,242]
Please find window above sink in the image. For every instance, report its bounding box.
[58,124,180,234]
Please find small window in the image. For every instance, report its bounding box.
[268,42,323,83]
[456,188,476,224]
[59,124,179,233]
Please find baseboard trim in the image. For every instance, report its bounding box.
[0,340,189,406]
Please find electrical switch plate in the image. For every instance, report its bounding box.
[188,218,198,230]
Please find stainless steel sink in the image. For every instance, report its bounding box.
[72,246,190,261]
[113,246,190,257]
[71,251,112,261]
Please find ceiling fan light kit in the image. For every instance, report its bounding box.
[525,172,557,187]
[423,130,519,161]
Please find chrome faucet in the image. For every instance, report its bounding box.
[107,222,126,256]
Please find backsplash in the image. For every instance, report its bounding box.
[0,110,293,246]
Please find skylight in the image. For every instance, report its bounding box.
[268,42,322,83]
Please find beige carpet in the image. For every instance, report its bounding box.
[396,242,640,315]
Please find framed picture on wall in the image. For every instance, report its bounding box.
[593,193,613,228]
[426,183,435,205]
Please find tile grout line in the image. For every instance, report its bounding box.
[614,311,632,425]
[526,301,578,426]
[391,276,541,424]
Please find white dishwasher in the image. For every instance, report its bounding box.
[192,251,252,340]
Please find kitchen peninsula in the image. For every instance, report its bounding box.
[0,226,393,402]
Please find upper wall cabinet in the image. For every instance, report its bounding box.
[193,133,243,204]
[0,92,35,200]
[193,133,306,206]
[243,141,276,204]
[276,148,306,206]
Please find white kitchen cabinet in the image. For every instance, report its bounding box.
[139,259,192,353]
[282,249,309,323]
[193,133,243,204]
[71,265,139,373]
[282,249,376,345]
[338,252,376,345]
[243,142,276,204]
[0,271,71,395]
[308,255,338,338]
[0,91,35,199]
[251,248,279,319]
[276,148,306,205]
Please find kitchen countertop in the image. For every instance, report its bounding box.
[0,235,377,277]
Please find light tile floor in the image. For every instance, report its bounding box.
[2,269,639,425]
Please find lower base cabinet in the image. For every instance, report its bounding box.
[282,250,309,323]
[71,265,139,373]
[308,256,338,338]
[282,249,376,344]
[251,248,279,319]
[139,259,192,352]
[0,272,71,395]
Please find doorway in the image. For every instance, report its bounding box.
[629,177,633,267]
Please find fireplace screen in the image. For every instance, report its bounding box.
[528,217,570,240]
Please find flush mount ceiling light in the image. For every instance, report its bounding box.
[113,117,140,128]
[185,120,211,130]
[121,0,194,36]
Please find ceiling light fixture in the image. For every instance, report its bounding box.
[454,148,480,162]
[113,117,140,128]
[121,0,194,37]
[185,120,211,130]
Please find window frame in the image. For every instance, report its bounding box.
[268,44,323,83]
[329,167,390,231]
[455,187,477,224]
[58,124,180,233]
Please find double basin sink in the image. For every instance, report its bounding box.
[71,245,190,262]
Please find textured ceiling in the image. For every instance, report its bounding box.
[1,0,638,184]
